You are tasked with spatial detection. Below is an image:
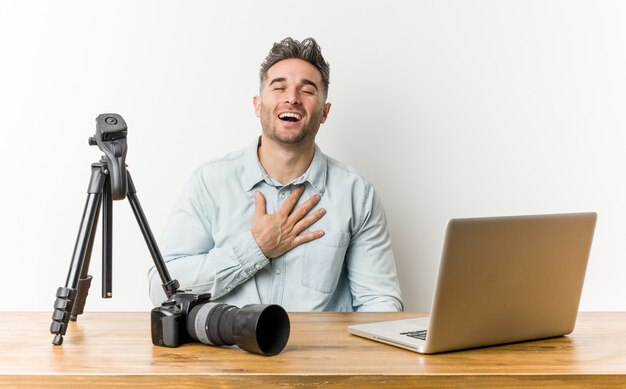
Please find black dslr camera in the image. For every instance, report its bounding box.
[151,292,291,356]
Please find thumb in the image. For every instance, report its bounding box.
[254,191,267,218]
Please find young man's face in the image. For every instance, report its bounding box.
[254,58,331,147]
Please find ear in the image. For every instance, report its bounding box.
[253,96,262,117]
[320,102,332,123]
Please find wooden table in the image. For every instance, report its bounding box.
[1,312,625,388]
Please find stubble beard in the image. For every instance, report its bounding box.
[260,104,323,147]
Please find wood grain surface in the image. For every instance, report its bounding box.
[1,311,625,387]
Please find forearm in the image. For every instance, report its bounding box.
[148,231,268,306]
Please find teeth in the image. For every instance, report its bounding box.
[279,112,301,120]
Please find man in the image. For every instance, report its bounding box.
[148,37,402,312]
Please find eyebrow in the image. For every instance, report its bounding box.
[268,77,287,86]
[301,79,319,90]
[268,77,319,91]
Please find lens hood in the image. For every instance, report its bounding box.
[234,304,290,356]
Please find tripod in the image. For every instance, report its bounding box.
[50,114,179,345]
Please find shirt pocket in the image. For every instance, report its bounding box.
[302,231,351,293]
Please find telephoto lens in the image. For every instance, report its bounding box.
[186,303,290,356]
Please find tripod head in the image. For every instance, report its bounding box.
[89,113,128,200]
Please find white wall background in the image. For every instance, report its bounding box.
[1,0,624,312]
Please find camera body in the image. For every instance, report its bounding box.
[151,292,212,347]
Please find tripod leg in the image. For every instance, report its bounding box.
[126,171,179,298]
[50,164,106,345]
[102,173,113,298]
[71,174,110,319]
[69,192,99,321]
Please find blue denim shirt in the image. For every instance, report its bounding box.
[148,138,403,312]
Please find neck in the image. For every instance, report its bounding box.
[257,135,315,185]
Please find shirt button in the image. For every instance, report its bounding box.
[255,263,263,270]
[276,269,281,275]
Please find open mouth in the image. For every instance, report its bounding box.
[278,112,302,122]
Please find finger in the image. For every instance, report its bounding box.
[254,192,267,218]
[278,185,306,215]
[294,207,326,234]
[292,230,325,247]
[288,193,321,224]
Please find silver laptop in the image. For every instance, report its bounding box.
[349,212,597,354]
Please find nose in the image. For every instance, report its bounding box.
[284,88,301,105]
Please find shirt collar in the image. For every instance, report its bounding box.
[242,137,327,196]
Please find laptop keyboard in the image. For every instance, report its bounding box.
[400,329,427,341]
